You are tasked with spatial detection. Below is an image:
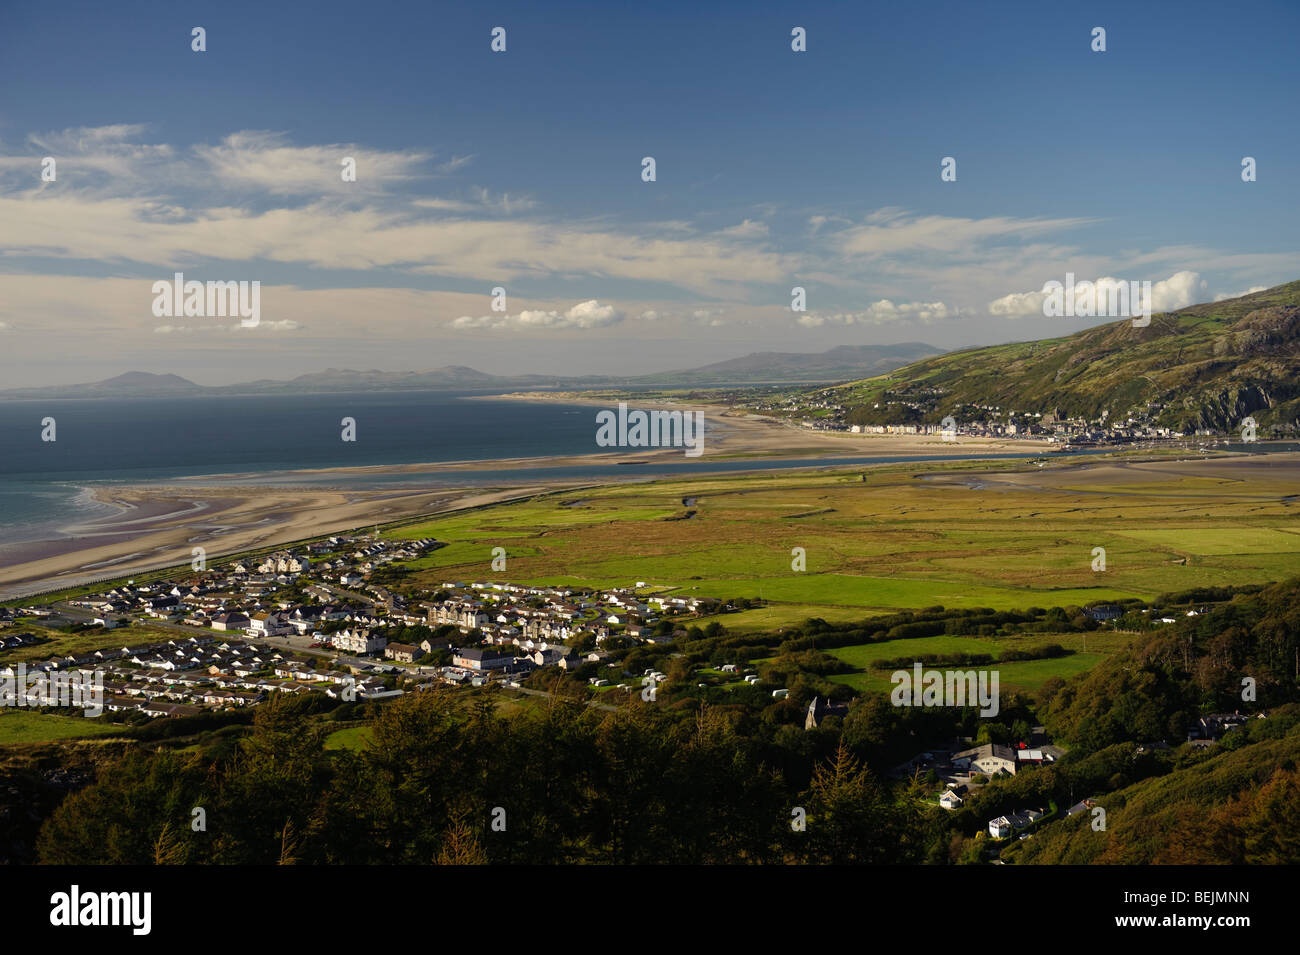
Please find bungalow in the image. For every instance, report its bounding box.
[939,785,968,810]
[141,701,204,719]
[451,648,514,671]
[953,743,1018,777]
[103,695,145,714]
[211,611,251,632]
[988,808,1045,838]
[273,662,320,682]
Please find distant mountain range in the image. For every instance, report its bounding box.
[0,343,945,399]
[816,281,1300,432]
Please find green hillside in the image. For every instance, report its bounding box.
[1004,712,1300,864]
[826,280,1300,433]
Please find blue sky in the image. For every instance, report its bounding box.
[0,0,1296,385]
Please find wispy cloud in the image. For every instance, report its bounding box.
[796,300,960,328]
[452,299,623,331]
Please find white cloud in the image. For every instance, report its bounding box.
[452,299,624,331]
[1214,285,1268,302]
[796,299,956,327]
[436,155,475,174]
[988,290,1047,317]
[988,270,1205,318]
[1,126,1288,356]
[238,320,299,331]
[718,219,768,239]
[831,208,1096,260]
[192,130,432,195]
[469,187,538,214]
[562,299,620,326]
[0,180,791,300]
[1149,271,1205,311]
[153,319,299,334]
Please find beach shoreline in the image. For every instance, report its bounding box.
[0,395,1072,600]
[0,484,565,600]
[2,440,1292,601]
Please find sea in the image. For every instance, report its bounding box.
[0,391,612,542]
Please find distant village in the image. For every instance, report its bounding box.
[0,533,713,719]
[746,388,1212,445]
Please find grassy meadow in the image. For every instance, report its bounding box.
[824,630,1134,694]
[387,456,1300,630]
[0,622,185,665]
[0,710,122,743]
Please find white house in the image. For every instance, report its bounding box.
[247,612,289,637]
[940,786,967,810]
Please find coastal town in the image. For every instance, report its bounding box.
[0,483,1283,871]
[0,532,718,719]
[738,387,1226,445]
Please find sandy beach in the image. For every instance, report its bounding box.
[479,392,1054,458]
[0,485,564,600]
[0,393,1054,599]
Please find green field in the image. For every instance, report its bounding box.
[829,651,1111,694]
[384,457,1300,632]
[0,710,122,743]
[0,622,183,666]
[324,725,373,751]
[823,630,1133,693]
